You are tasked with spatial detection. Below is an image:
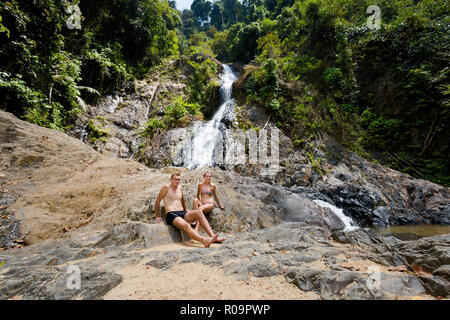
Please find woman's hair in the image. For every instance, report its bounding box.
[203,172,212,178]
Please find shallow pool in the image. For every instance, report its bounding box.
[373,224,450,240]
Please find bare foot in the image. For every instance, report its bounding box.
[204,234,218,248]
[213,234,226,243]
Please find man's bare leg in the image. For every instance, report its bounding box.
[184,209,225,242]
[172,217,217,248]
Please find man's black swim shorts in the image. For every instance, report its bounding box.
[166,211,187,226]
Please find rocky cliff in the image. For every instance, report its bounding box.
[1,109,449,299]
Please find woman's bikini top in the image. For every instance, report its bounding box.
[200,185,213,196]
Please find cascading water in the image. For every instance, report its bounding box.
[183,64,238,169]
[312,199,359,231]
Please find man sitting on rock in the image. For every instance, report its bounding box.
[154,173,225,248]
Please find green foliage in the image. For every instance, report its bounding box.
[210,30,231,61]
[323,67,343,89]
[2,0,448,185]
[140,118,165,139]
[360,109,404,150]
[0,0,180,130]
[229,22,262,63]
[205,0,449,185]
[0,15,10,38]
[256,32,282,62]
[82,47,129,94]
[181,9,198,38]
[184,32,215,56]
[244,58,280,111]
[164,96,203,127]
[0,71,62,129]
[210,1,225,30]
[87,119,110,142]
[191,0,212,22]
[186,58,218,112]
[268,98,280,112]
[307,149,324,176]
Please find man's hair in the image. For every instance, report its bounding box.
[171,173,181,179]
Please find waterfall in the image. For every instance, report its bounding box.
[313,199,359,231]
[183,64,238,169]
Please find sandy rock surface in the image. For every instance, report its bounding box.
[0,110,449,300]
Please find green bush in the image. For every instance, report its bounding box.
[140,118,165,138]
[323,67,343,89]
[87,119,110,142]
[361,109,404,150]
[164,96,203,127]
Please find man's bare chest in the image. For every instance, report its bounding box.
[165,187,182,202]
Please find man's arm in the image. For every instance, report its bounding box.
[181,188,187,211]
[154,186,168,223]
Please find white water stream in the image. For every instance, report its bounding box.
[313,199,359,231]
[183,64,238,169]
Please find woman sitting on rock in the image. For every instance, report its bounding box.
[192,172,225,233]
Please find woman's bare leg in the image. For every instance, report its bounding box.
[195,203,214,232]
[185,209,225,242]
[184,209,215,237]
[192,198,203,230]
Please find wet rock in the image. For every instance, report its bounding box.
[393,234,450,273]
[320,185,380,226]
[390,233,422,241]
[371,207,392,227]
[433,265,450,281]
[288,186,334,204]
[419,275,449,298]
[331,228,400,248]
[261,187,345,231]
[277,134,450,228]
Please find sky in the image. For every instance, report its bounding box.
[174,0,194,11]
[173,0,242,12]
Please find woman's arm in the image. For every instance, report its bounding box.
[196,184,201,203]
[212,185,224,210]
